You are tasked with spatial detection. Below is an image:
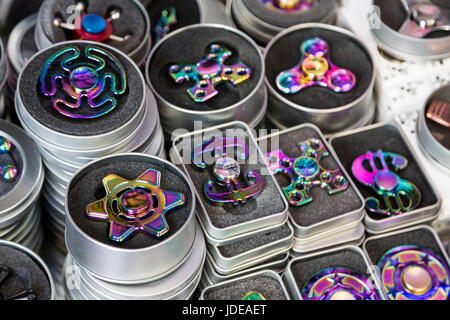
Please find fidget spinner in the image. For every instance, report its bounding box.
[0,136,18,183]
[301,268,380,300]
[427,100,450,128]
[169,44,251,103]
[397,0,450,38]
[378,245,450,300]
[276,38,356,94]
[192,136,263,206]
[352,150,421,216]
[40,46,127,119]
[86,169,185,242]
[266,138,348,207]
[262,0,316,11]
[53,2,130,43]
[241,291,266,300]
[153,7,177,44]
[0,264,36,300]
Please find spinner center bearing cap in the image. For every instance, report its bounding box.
[65,154,196,283]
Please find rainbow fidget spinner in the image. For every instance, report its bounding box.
[352,150,421,217]
[266,138,348,207]
[53,2,130,43]
[262,0,316,11]
[0,136,18,183]
[169,44,251,103]
[276,38,356,95]
[398,0,450,38]
[301,268,380,300]
[153,7,177,44]
[86,169,185,242]
[241,291,266,300]
[427,100,450,128]
[40,46,127,119]
[377,245,450,300]
[0,264,36,300]
[192,136,264,206]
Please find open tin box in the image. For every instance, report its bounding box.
[257,123,366,255]
[283,245,386,300]
[330,122,441,234]
[363,225,450,300]
[200,269,290,300]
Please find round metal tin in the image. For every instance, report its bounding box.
[65,153,197,284]
[145,24,267,135]
[370,0,450,61]
[35,0,152,66]
[417,84,450,170]
[0,39,7,99]
[0,239,55,300]
[264,23,376,135]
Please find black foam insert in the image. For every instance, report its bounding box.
[38,0,147,54]
[147,25,262,111]
[217,222,291,258]
[365,228,449,267]
[19,42,144,136]
[67,154,193,249]
[374,0,450,38]
[424,91,450,150]
[242,0,336,28]
[265,27,373,109]
[0,245,51,300]
[0,132,23,198]
[173,127,286,229]
[147,0,200,46]
[290,248,370,293]
[330,124,439,220]
[203,274,287,300]
[259,126,363,227]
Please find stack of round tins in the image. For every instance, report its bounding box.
[145,0,234,47]
[35,0,152,67]
[228,0,338,44]
[264,23,376,136]
[0,0,42,33]
[0,120,44,252]
[0,240,54,300]
[370,0,450,61]
[0,39,7,119]
[146,24,267,136]
[15,40,165,252]
[63,154,205,300]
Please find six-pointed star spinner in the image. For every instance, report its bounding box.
[378,245,450,300]
[276,37,356,94]
[302,268,380,300]
[352,150,421,217]
[262,0,317,11]
[266,138,348,207]
[53,2,130,42]
[169,43,251,103]
[0,136,18,183]
[40,46,127,119]
[86,169,185,242]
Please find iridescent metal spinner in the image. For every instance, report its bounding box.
[86,169,185,242]
[266,138,348,207]
[0,136,18,183]
[153,7,177,44]
[301,268,380,300]
[352,150,421,216]
[53,2,130,42]
[262,0,316,11]
[397,0,450,38]
[40,46,127,119]
[241,291,266,300]
[192,136,263,206]
[276,38,356,94]
[169,43,251,103]
[377,245,450,300]
[0,264,36,300]
[427,100,450,128]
